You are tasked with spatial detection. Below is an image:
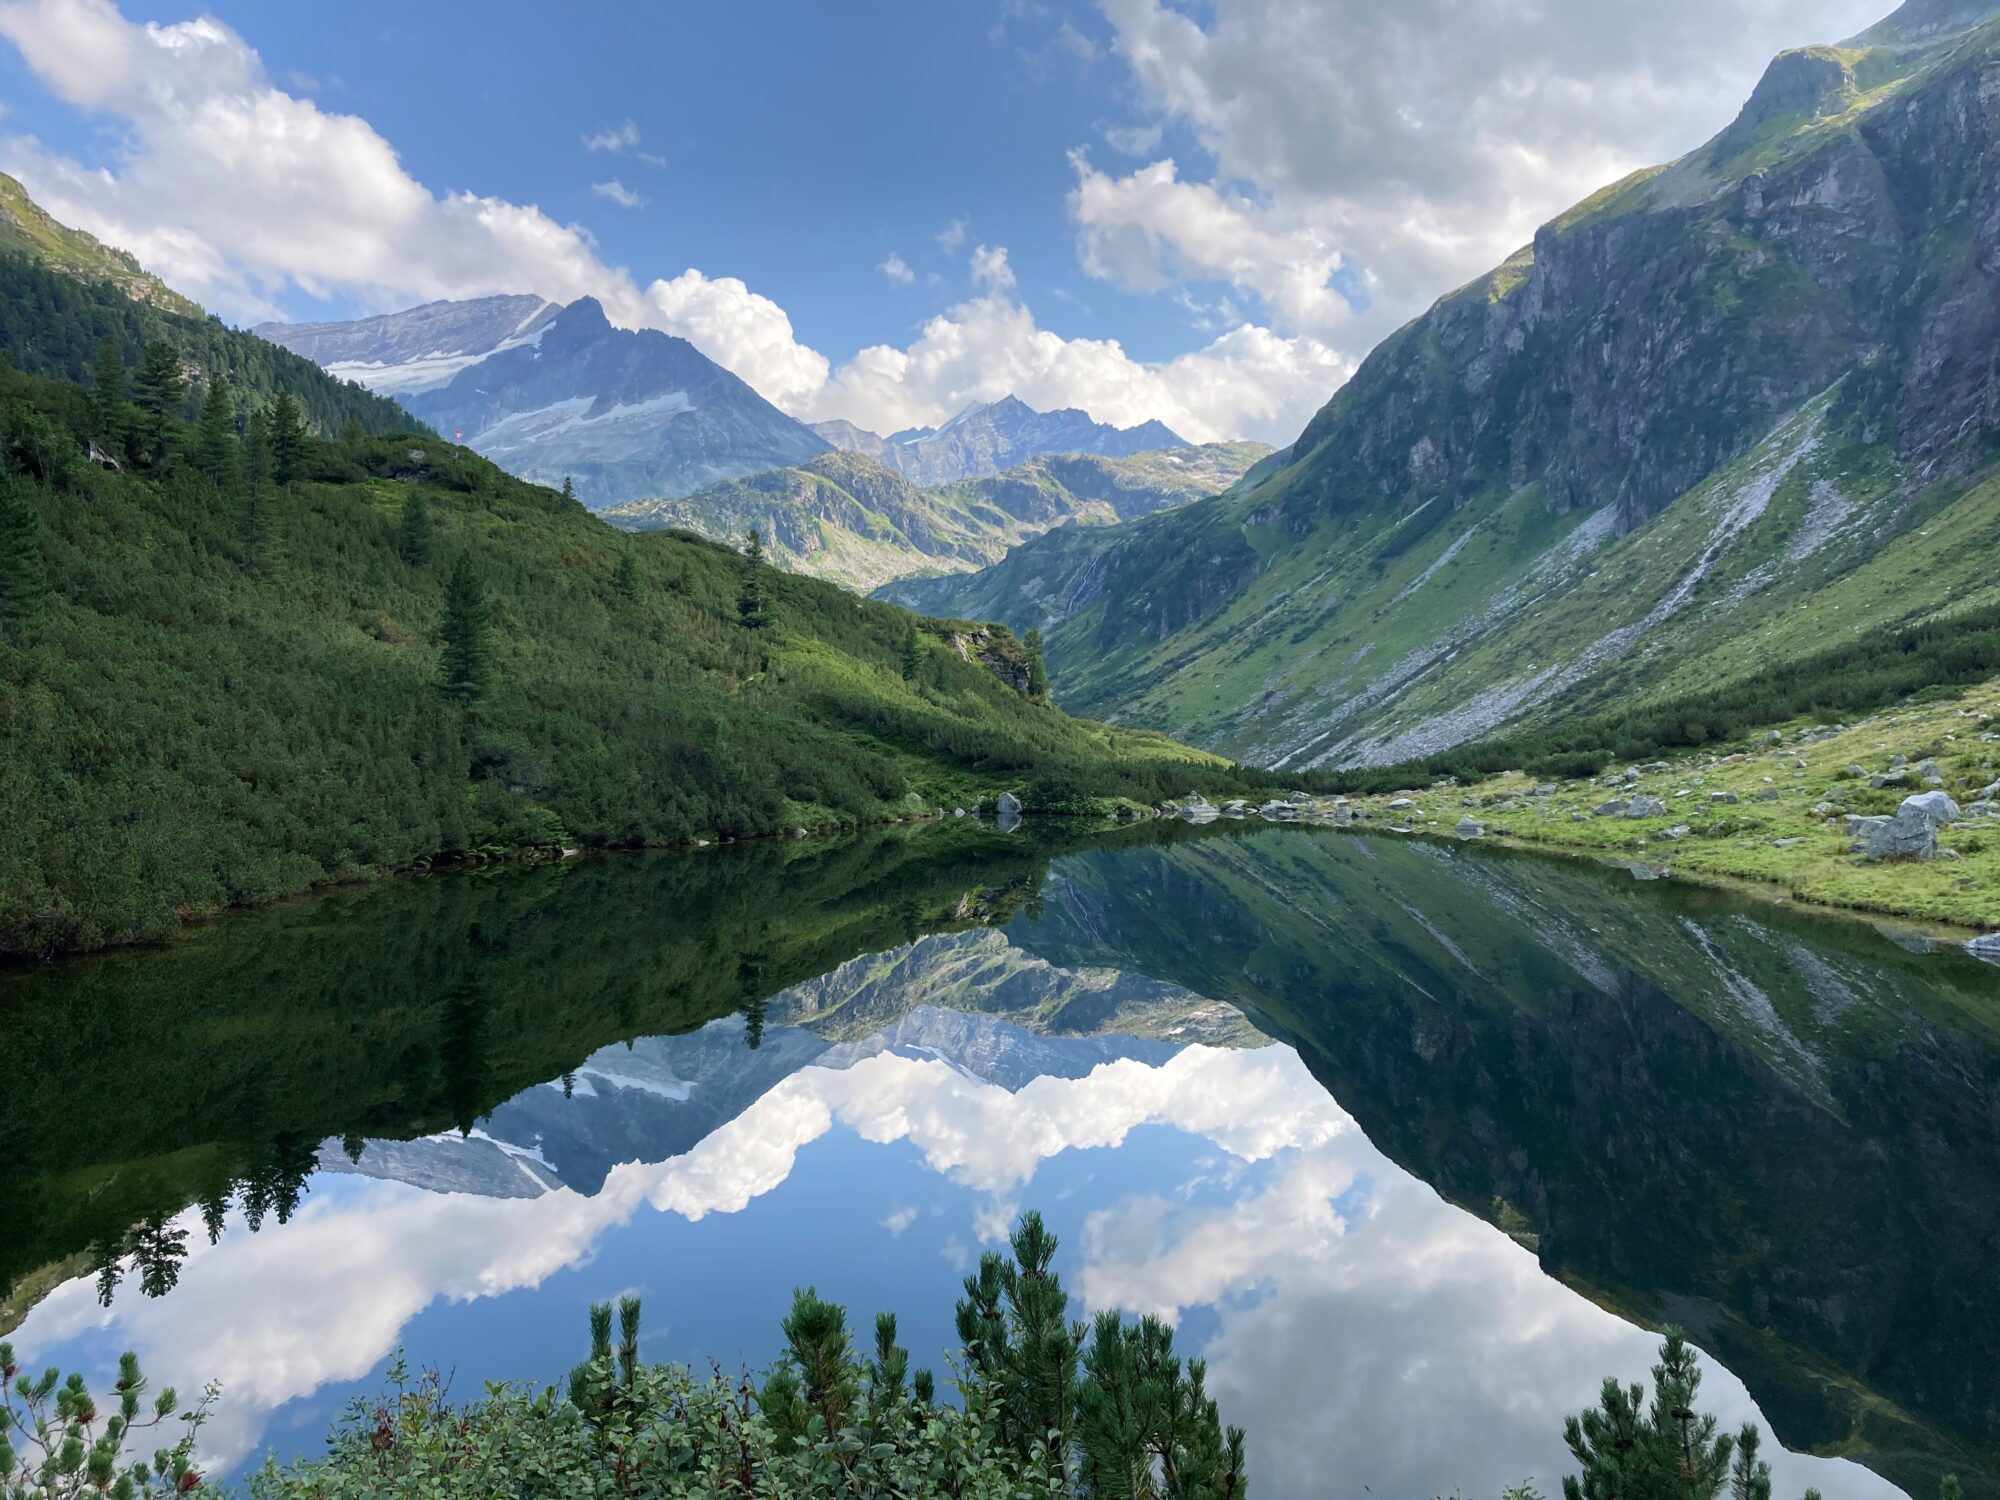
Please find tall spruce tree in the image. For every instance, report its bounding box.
[194,378,238,486]
[269,391,308,484]
[613,551,640,602]
[900,621,921,681]
[396,490,433,567]
[1024,627,1050,702]
[0,472,48,640]
[240,407,272,570]
[90,335,127,455]
[132,340,186,466]
[561,475,577,504]
[1562,1330,1735,1500]
[738,527,768,629]
[439,554,492,708]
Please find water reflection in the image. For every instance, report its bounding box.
[4,823,1996,1498]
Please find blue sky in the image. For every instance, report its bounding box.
[0,0,1890,442]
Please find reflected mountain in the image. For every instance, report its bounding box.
[4,819,1997,1497]
[1003,830,2000,1500]
[322,927,1255,1201]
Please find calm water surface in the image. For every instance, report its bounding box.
[5,822,1998,1498]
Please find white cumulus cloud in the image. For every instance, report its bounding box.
[877,251,916,285]
[0,0,1347,445]
[1092,0,1892,350]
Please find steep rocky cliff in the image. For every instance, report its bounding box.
[910,1,2000,767]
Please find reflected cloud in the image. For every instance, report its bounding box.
[12,1038,1903,1496]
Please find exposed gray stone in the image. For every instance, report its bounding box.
[1594,798,1631,817]
[1455,817,1487,838]
[1625,796,1668,818]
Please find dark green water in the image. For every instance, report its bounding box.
[4,820,1997,1498]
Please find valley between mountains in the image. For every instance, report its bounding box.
[7,0,2000,952]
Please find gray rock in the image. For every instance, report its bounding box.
[1900,790,1961,826]
[1625,796,1668,818]
[1386,797,1416,810]
[1753,789,1781,802]
[1968,934,2000,966]
[997,791,1023,818]
[1258,800,1299,820]
[1853,796,1951,862]
[1532,784,1559,797]
[1772,837,1806,849]
[1709,790,1739,805]
[1455,817,1487,838]
[1657,825,1691,841]
[1594,798,1631,817]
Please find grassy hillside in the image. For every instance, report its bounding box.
[905,14,2000,771]
[604,442,1268,593]
[0,362,1241,959]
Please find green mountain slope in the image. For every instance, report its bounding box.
[0,183,416,440]
[0,171,201,318]
[602,442,1268,593]
[0,354,1244,959]
[910,2,2000,768]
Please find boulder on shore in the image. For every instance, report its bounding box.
[1455,817,1487,838]
[1625,796,1668,818]
[1853,791,1959,861]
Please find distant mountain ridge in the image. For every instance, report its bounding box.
[604,441,1270,592]
[814,395,1188,486]
[257,295,828,506]
[260,295,1201,509]
[254,294,561,396]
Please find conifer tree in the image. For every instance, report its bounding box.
[341,415,365,445]
[955,1210,1082,1481]
[614,550,640,602]
[0,472,48,640]
[132,340,186,465]
[194,378,237,486]
[1024,627,1050,702]
[269,391,308,484]
[561,475,577,504]
[900,620,921,680]
[396,490,432,567]
[738,527,768,629]
[91,335,127,454]
[240,408,272,570]
[439,554,492,708]
[1563,1330,1734,1500]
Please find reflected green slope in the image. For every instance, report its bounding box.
[1010,828,2000,1498]
[0,818,1231,1324]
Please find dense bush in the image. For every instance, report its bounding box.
[242,1212,1243,1499]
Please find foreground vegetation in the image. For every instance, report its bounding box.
[13,1260,1966,1500]
[0,339,1272,958]
[1320,682,2000,930]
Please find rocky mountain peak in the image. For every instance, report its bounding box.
[1730,46,1859,134]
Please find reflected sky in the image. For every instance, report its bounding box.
[13,963,1905,1500]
